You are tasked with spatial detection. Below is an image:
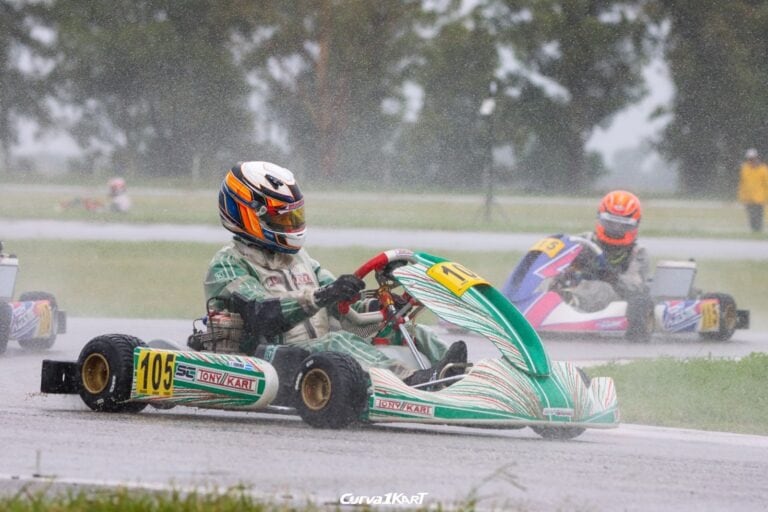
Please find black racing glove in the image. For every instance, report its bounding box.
[313,274,366,308]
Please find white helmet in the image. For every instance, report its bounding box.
[218,161,306,253]
[746,148,758,159]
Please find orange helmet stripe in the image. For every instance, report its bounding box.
[226,171,253,202]
[239,203,263,239]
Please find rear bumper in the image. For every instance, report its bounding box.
[56,311,67,334]
[40,360,78,394]
[736,309,750,330]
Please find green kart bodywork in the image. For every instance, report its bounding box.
[364,252,619,432]
[40,250,619,439]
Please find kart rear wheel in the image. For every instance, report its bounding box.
[295,352,368,429]
[77,334,147,413]
[16,291,59,351]
[699,293,737,341]
[0,302,11,354]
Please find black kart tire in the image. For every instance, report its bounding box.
[16,291,59,351]
[531,425,586,440]
[295,352,368,429]
[0,302,11,355]
[531,366,590,440]
[699,293,738,341]
[77,334,147,413]
[625,294,654,342]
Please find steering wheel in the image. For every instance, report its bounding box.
[337,249,418,323]
[552,236,607,292]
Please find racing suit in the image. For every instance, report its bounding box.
[204,238,450,379]
[567,232,651,313]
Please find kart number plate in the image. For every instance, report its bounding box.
[136,349,176,396]
[427,261,489,296]
[700,300,719,331]
[530,237,565,257]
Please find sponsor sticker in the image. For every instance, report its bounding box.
[699,300,719,331]
[228,359,255,371]
[543,407,574,418]
[373,398,434,417]
[195,368,258,393]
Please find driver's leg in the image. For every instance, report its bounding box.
[408,324,450,363]
[288,331,414,379]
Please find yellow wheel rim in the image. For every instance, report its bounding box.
[82,353,110,394]
[301,368,332,411]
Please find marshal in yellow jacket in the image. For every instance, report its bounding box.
[738,161,768,204]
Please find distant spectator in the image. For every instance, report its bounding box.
[737,148,768,232]
[107,177,131,213]
[58,177,132,214]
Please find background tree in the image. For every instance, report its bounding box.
[47,0,256,178]
[242,0,429,183]
[649,0,768,197]
[0,1,51,174]
[398,17,499,188]
[489,0,650,192]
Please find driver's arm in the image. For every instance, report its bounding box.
[615,246,651,298]
[310,258,379,318]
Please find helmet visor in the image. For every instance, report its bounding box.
[598,212,638,239]
[262,201,305,232]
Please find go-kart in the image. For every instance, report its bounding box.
[0,242,67,354]
[40,249,619,439]
[500,234,749,342]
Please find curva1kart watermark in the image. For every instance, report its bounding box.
[339,492,429,506]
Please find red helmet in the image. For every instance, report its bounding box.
[595,190,642,247]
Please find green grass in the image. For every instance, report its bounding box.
[8,239,767,327]
[8,239,523,319]
[7,238,766,328]
[589,353,768,435]
[1,185,764,238]
[0,487,408,512]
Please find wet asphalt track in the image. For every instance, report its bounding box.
[1,318,767,511]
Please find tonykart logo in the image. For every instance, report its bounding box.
[374,398,434,417]
[195,368,258,393]
[339,492,428,506]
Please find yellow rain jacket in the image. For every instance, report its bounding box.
[738,161,768,204]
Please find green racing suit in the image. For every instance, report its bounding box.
[204,238,449,379]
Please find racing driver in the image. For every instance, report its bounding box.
[565,190,652,337]
[204,161,467,386]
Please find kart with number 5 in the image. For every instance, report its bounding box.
[500,234,749,342]
[40,249,619,440]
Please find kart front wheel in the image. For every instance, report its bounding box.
[295,352,368,429]
[625,295,654,342]
[531,426,586,440]
[77,334,147,413]
[699,293,737,341]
